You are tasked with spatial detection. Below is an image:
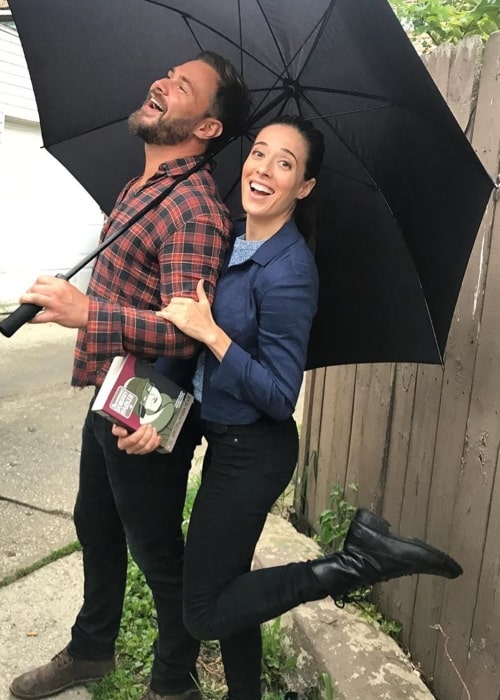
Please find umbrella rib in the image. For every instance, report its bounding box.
[294,1,337,84]
[322,164,379,190]
[300,91,397,210]
[308,104,391,119]
[304,87,396,105]
[237,0,244,80]
[43,116,137,149]
[235,0,246,185]
[253,0,292,82]
[302,85,483,166]
[144,0,283,80]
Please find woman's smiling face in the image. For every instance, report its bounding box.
[241,123,316,233]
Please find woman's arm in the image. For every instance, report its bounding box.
[157,278,231,361]
[208,272,317,420]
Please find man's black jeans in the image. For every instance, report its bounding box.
[68,402,201,695]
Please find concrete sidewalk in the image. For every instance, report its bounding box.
[0,323,435,699]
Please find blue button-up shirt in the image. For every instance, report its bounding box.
[200,218,319,424]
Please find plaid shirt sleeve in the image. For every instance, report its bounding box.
[72,163,231,387]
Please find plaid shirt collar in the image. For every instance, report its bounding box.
[121,155,214,199]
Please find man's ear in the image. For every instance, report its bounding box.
[194,118,223,142]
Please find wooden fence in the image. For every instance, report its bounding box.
[294,32,500,700]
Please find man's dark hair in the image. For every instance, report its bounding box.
[197,50,252,151]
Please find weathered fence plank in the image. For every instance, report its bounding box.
[302,368,326,530]
[378,363,417,624]
[381,363,417,529]
[421,43,453,97]
[385,363,444,649]
[344,363,395,512]
[295,370,314,526]
[464,413,500,699]
[446,36,484,131]
[314,365,357,520]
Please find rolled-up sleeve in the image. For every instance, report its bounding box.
[84,216,226,370]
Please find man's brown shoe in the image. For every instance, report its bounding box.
[141,688,202,700]
[9,646,115,699]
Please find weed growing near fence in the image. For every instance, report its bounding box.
[315,482,358,552]
[314,482,402,642]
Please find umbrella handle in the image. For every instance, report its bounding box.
[0,273,68,338]
[0,302,44,337]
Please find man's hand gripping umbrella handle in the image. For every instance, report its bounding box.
[0,273,68,337]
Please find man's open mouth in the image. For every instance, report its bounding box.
[149,97,165,112]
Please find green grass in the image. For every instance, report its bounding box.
[261,617,297,696]
[0,541,81,589]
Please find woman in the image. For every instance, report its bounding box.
[115,115,462,699]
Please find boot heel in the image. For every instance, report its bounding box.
[353,508,391,533]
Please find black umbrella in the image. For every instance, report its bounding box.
[2,0,495,368]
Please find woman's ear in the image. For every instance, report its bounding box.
[297,177,317,200]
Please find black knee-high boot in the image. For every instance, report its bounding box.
[310,508,462,603]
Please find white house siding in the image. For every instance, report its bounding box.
[0,19,38,121]
[0,24,103,311]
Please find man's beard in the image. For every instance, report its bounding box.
[128,108,202,146]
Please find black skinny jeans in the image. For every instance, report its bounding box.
[69,402,202,695]
[184,413,324,700]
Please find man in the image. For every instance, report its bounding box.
[10,51,251,700]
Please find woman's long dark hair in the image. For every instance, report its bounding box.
[263,114,325,249]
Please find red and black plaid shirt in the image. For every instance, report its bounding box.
[72,156,232,387]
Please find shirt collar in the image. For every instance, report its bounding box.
[233,218,302,267]
[123,155,213,201]
[156,155,212,178]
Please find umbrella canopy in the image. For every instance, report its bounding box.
[8,0,494,368]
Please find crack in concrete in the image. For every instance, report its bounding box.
[0,495,73,520]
